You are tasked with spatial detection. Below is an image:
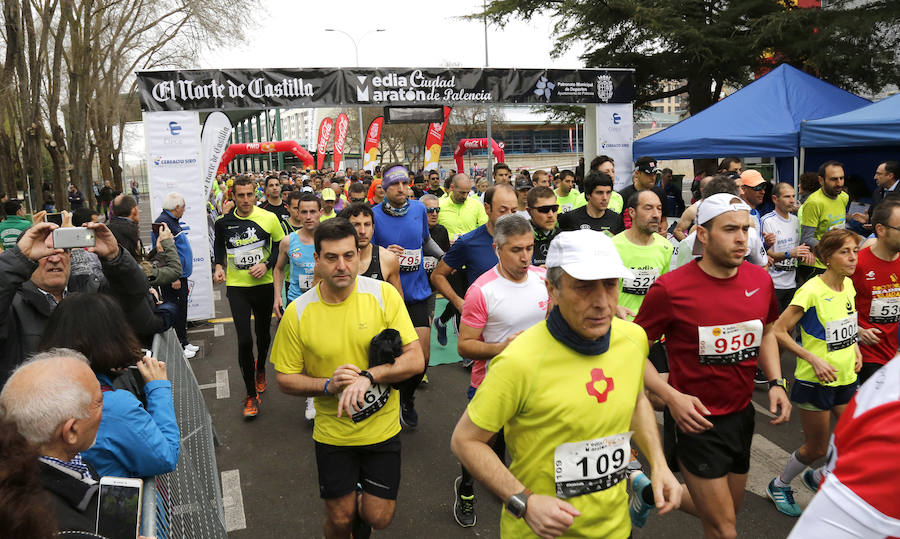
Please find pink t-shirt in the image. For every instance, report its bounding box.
[461,265,549,388]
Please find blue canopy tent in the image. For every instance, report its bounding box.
[800,94,900,192]
[633,64,869,183]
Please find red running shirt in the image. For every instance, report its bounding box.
[634,260,779,416]
[851,246,900,366]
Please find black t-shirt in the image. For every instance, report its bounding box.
[259,200,291,233]
[617,185,666,229]
[425,223,451,277]
[531,225,559,266]
[427,187,445,198]
[558,206,625,237]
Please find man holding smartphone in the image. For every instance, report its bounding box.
[153,192,195,359]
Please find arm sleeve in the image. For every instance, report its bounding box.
[214,218,226,266]
[633,278,673,343]
[423,236,445,259]
[801,225,819,248]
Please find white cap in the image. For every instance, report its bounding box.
[696,193,751,226]
[301,186,314,193]
[546,230,634,281]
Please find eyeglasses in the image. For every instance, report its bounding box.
[881,223,900,233]
[745,183,766,192]
[349,198,367,204]
[531,204,559,214]
[426,208,441,214]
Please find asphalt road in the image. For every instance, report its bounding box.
[179,280,817,539]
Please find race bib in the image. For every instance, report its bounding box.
[698,320,763,365]
[554,432,632,498]
[773,258,798,272]
[423,255,438,273]
[350,383,391,423]
[622,268,659,296]
[398,248,422,272]
[297,273,314,292]
[825,315,857,351]
[869,296,900,324]
[233,247,264,270]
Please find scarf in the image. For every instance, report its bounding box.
[381,200,410,217]
[546,306,611,356]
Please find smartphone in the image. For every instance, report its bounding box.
[45,212,63,226]
[151,222,163,236]
[96,476,143,538]
[52,227,95,249]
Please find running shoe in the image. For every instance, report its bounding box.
[627,448,643,471]
[242,395,259,419]
[255,372,267,394]
[185,343,200,352]
[629,472,653,528]
[766,478,802,517]
[754,369,768,384]
[453,476,476,527]
[400,398,418,429]
[305,397,316,422]
[801,469,820,493]
[183,346,196,359]
[435,318,448,346]
[462,358,474,368]
[421,373,429,385]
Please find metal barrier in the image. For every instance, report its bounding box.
[141,329,227,539]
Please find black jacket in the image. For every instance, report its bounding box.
[39,460,99,534]
[107,217,143,261]
[0,247,162,386]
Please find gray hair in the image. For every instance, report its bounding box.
[0,349,92,445]
[493,214,533,248]
[419,194,439,204]
[162,192,186,211]
[546,266,565,288]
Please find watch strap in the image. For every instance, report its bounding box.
[359,370,375,384]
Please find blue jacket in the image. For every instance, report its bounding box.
[83,373,180,478]
[153,210,193,278]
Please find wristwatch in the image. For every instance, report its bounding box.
[506,489,532,519]
[784,251,791,260]
[359,370,375,385]
[768,377,788,391]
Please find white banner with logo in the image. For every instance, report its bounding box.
[594,103,633,191]
[143,111,215,321]
[200,111,233,200]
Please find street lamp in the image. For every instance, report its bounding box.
[325,28,386,173]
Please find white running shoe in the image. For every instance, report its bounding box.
[183,346,196,359]
[185,343,200,352]
[305,397,316,422]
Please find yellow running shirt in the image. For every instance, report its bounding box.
[467,317,647,538]
[792,276,859,387]
[270,277,418,446]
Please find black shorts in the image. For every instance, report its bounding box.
[648,340,668,373]
[775,287,796,313]
[405,299,431,328]
[790,379,857,412]
[857,362,885,386]
[664,402,755,479]
[314,435,401,500]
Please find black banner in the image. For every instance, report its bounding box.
[136,67,634,112]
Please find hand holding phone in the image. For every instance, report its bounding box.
[96,476,143,538]
[52,227,96,249]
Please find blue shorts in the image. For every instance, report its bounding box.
[790,379,857,412]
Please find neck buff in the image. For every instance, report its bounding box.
[382,200,410,217]
[545,305,611,356]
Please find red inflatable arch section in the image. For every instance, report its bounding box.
[217,141,314,174]
[453,138,505,173]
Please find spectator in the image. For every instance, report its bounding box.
[67,184,85,210]
[0,417,56,538]
[98,181,114,219]
[130,179,140,203]
[0,221,156,385]
[0,349,103,533]
[152,193,194,356]
[660,168,686,217]
[0,199,31,249]
[108,194,143,261]
[40,293,180,478]
[68,208,106,292]
[144,221,182,287]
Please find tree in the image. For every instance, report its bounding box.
[478,0,900,115]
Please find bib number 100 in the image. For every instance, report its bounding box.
[574,448,626,478]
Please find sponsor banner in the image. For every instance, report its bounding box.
[362,116,384,173]
[137,68,634,111]
[595,103,633,190]
[143,111,215,321]
[332,113,350,172]
[200,111,232,200]
[423,106,451,172]
[316,117,334,171]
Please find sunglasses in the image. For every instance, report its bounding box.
[531,204,559,214]
[349,198,367,204]
[426,207,441,214]
[745,183,766,192]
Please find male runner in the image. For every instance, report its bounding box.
[438,173,488,241]
[513,176,531,218]
[452,214,549,527]
[493,162,512,185]
[852,200,900,385]
[259,175,292,233]
[798,160,848,283]
[525,186,559,266]
[619,157,668,232]
[762,183,813,312]
[338,203,402,296]
[631,193,791,537]
[555,170,585,213]
[559,171,625,236]
[451,229,681,538]
[531,169,551,188]
[270,218,424,539]
[371,164,442,428]
[214,175,285,418]
[320,188,338,221]
[589,155,624,213]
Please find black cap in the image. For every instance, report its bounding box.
[634,156,659,175]
[514,177,532,191]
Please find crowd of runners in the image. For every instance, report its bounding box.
[2,156,900,538]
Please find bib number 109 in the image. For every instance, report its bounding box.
[574,448,626,478]
[554,432,632,498]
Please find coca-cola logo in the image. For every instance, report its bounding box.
[334,115,349,153]
[464,140,485,149]
[317,121,333,153]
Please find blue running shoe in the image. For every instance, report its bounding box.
[767,478,802,517]
[801,469,820,493]
[629,472,653,528]
[435,318,448,346]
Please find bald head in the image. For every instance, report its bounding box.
[0,350,100,451]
